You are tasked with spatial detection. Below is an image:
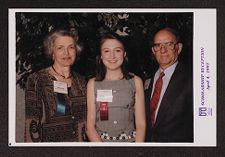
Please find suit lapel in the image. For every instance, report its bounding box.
[154,63,184,127]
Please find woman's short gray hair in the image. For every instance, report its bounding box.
[43,29,82,58]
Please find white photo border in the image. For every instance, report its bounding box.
[8,8,217,147]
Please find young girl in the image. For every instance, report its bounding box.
[86,33,146,142]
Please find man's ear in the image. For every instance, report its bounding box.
[177,43,183,54]
[152,47,156,55]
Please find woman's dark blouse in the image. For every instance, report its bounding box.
[25,67,87,142]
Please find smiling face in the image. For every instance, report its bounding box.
[101,39,126,71]
[52,36,76,67]
[152,29,183,70]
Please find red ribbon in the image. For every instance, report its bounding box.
[100,102,108,121]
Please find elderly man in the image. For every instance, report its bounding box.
[145,27,193,142]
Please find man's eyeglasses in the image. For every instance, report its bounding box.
[153,42,177,52]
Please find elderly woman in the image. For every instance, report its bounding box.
[25,29,87,142]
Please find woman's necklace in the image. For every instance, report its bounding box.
[51,65,72,79]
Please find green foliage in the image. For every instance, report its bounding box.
[16,12,193,89]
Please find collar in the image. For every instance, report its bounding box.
[157,61,178,78]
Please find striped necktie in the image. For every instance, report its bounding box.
[150,72,165,127]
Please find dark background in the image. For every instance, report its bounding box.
[1,0,224,157]
[15,12,193,89]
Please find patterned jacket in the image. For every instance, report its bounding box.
[25,67,87,142]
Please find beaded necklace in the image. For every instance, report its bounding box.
[52,65,72,79]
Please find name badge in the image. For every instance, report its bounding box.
[53,81,68,94]
[96,90,113,102]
